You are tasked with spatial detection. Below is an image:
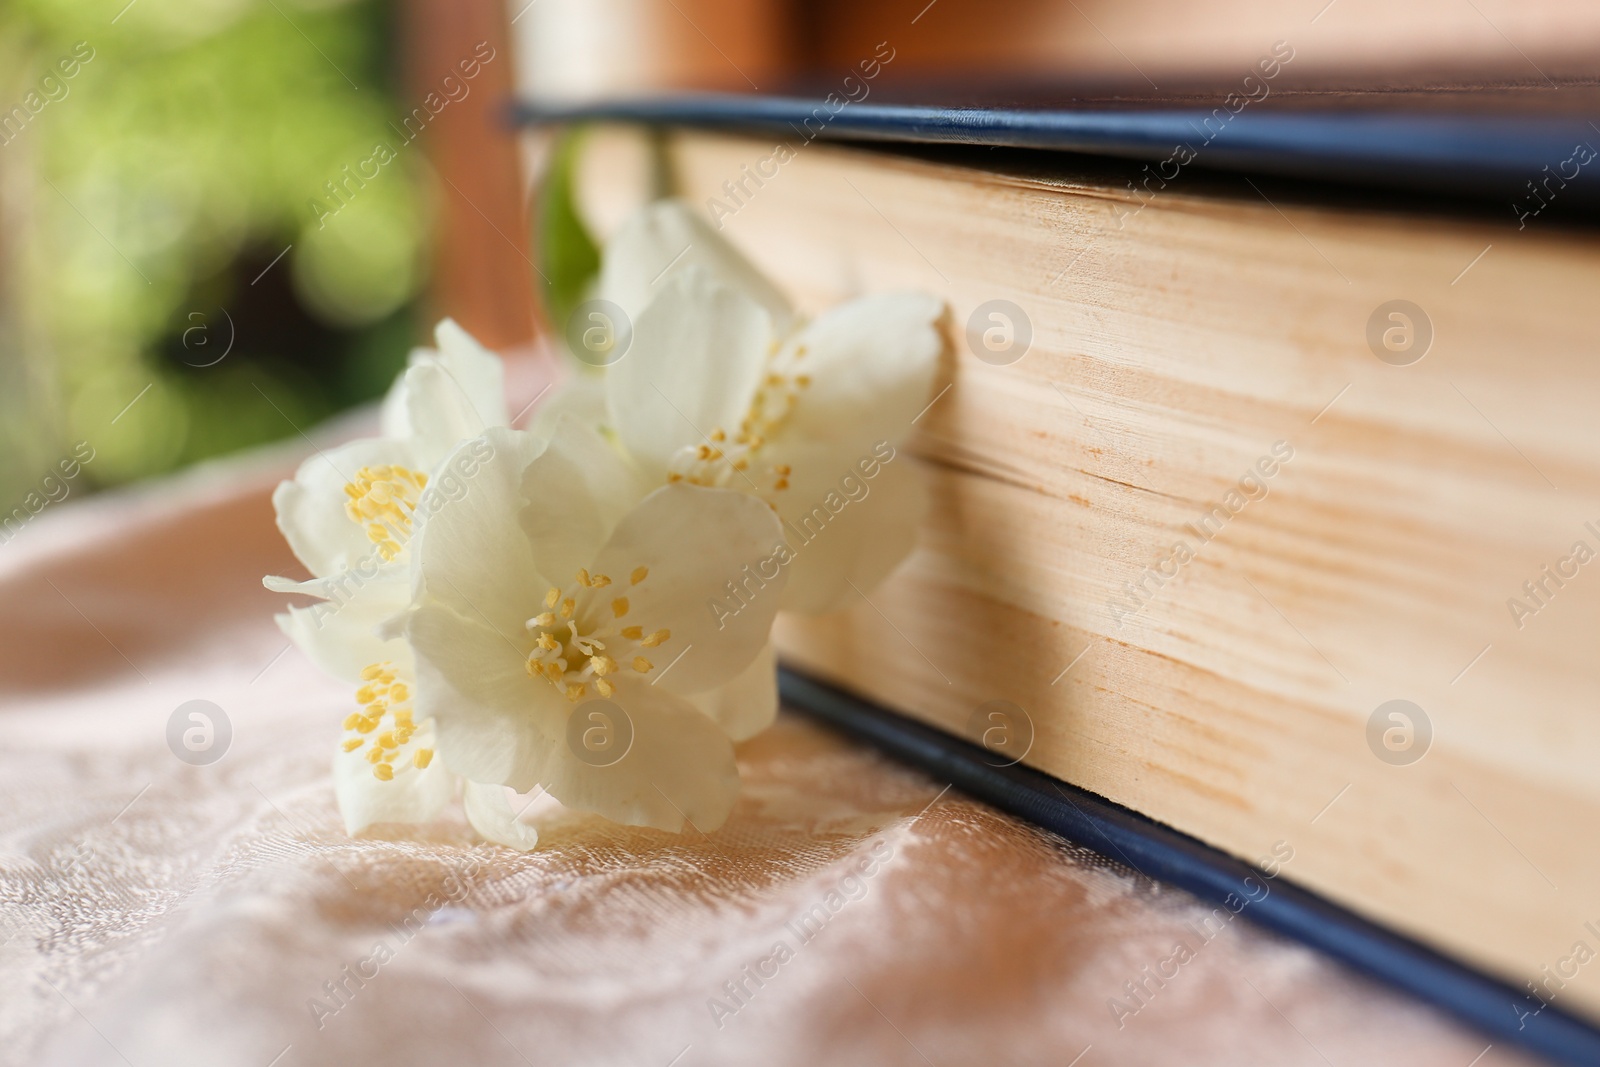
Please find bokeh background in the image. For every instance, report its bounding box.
[1,0,429,497]
[0,0,535,512]
[2,0,1592,510]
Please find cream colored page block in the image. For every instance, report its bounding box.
[652,131,1600,1014]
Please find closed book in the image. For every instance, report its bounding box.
[553,105,1600,1022]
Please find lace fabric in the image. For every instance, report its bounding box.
[0,446,1529,1067]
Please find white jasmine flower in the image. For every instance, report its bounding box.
[598,200,945,617]
[394,418,787,834]
[557,201,942,742]
[328,657,539,851]
[265,317,508,665]
[264,319,538,850]
[599,197,796,336]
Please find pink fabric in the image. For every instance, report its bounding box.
[0,426,1535,1067]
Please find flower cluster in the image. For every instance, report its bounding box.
[265,200,943,850]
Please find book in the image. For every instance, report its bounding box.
[518,76,1600,202]
[563,121,1600,1019]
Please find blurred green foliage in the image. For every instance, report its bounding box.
[0,0,432,503]
[537,128,599,336]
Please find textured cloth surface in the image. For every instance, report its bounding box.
[0,435,1538,1067]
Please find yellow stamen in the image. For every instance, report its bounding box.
[621,625,643,640]
[413,749,433,769]
[389,683,408,702]
[378,731,398,749]
[545,587,561,608]
[373,763,395,781]
[594,677,614,697]
[537,632,559,651]
[342,738,363,752]
[631,567,648,585]
[590,573,611,588]
[633,656,653,673]
[560,597,575,619]
[343,465,427,559]
[565,683,586,702]
[532,612,556,627]
[612,597,629,618]
[641,629,670,647]
[360,664,383,681]
[576,568,592,587]
[343,712,362,730]
[367,746,384,764]
[590,654,618,676]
